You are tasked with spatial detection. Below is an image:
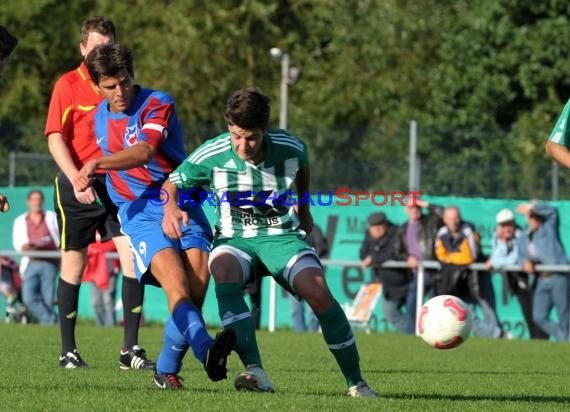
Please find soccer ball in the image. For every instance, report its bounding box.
[418,295,472,349]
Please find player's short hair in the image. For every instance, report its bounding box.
[80,16,116,46]
[0,26,18,60]
[225,87,271,131]
[85,44,134,85]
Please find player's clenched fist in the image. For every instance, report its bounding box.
[74,159,97,192]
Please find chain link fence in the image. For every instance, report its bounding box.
[1,123,567,200]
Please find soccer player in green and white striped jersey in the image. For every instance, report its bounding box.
[162,87,379,398]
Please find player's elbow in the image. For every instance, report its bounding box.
[545,140,553,157]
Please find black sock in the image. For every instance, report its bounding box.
[57,279,80,356]
[122,276,144,350]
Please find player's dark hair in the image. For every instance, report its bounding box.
[27,190,44,201]
[86,44,134,85]
[225,87,271,131]
[80,16,116,45]
[0,26,18,59]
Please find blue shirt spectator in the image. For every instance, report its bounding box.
[517,202,569,341]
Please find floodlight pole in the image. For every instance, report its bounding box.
[268,47,292,332]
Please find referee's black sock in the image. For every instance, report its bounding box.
[122,276,144,350]
[57,278,80,356]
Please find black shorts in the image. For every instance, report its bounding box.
[53,172,122,251]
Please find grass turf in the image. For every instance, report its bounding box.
[0,323,568,411]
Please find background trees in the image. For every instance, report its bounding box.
[1,0,570,198]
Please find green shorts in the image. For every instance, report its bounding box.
[210,232,320,293]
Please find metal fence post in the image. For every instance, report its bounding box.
[9,151,16,187]
[415,262,425,336]
[552,161,559,201]
[409,120,418,191]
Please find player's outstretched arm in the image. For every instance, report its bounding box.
[546,140,570,169]
[95,141,155,171]
[74,141,156,191]
[161,179,187,240]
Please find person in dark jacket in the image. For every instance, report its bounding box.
[394,198,443,333]
[360,212,411,333]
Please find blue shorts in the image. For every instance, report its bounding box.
[117,199,213,286]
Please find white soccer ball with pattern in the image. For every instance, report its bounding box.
[418,295,472,349]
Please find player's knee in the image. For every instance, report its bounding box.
[209,253,245,284]
[294,270,334,313]
[60,250,87,283]
[303,287,334,314]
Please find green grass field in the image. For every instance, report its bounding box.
[0,323,569,411]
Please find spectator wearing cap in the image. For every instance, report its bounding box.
[394,197,444,333]
[517,202,569,341]
[486,209,547,339]
[360,212,411,333]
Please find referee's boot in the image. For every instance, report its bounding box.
[119,345,156,370]
[59,349,89,369]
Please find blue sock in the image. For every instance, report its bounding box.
[156,317,189,374]
[172,301,213,364]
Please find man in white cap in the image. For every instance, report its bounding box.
[485,209,547,339]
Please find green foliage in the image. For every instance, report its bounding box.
[1,0,570,197]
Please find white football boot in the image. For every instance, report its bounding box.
[234,365,275,393]
[346,381,380,398]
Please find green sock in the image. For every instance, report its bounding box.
[316,299,362,387]
[215,283,262,368]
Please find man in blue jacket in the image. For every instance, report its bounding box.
[517,202,569,341]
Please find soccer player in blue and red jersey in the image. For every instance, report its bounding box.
[75,43,235,389]
[45,16,153,370]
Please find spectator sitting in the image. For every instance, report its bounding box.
[517,202,569,341]
[360,212,411,334]
[394,197,443,333]
[485,209,548,339]
[12,190,59,325]
[83,232,120,327]
[435,206,503,338]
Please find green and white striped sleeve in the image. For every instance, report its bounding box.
[549,99,570,147]
[169,158,211,190]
